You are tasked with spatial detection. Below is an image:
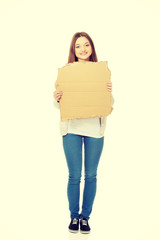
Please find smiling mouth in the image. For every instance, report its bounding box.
[80,52,88,55]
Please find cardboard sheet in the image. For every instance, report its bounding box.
[55,61,113,121]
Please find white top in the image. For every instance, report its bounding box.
[67,117,103,138]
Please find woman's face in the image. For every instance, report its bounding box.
[75,36,92,62]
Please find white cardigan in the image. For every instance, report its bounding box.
[53,94,115,138]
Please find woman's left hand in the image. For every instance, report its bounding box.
[106,82,112,92]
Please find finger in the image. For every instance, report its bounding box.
[57,94,62,97]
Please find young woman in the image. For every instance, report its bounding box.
[53,32,114,234]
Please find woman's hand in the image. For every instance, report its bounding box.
[53,90,63,101]
[106,82,112,92]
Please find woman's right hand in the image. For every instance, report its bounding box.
[53,90,63,101]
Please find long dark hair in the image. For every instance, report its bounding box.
[67,32,98,63]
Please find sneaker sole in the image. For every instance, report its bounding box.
[80,230,90,234]
[68,229,79,233]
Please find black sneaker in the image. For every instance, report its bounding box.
[68,218,79,233]
[80,218,91,234]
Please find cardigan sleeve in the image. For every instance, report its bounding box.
[111,93,115,106]
[53,99,60,109]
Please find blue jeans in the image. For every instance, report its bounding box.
[62,133,104,220]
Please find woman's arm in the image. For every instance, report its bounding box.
[53,90,63,109]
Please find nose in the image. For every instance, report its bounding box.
[80,46,86,51]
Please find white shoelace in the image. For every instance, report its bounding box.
[72,218,78,224]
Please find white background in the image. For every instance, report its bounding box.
[0,0,160,239]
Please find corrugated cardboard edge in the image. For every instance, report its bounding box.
[58,60,108,69]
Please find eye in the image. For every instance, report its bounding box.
[75,44,90,48]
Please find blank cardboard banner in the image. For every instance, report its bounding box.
[55,61,113,121]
